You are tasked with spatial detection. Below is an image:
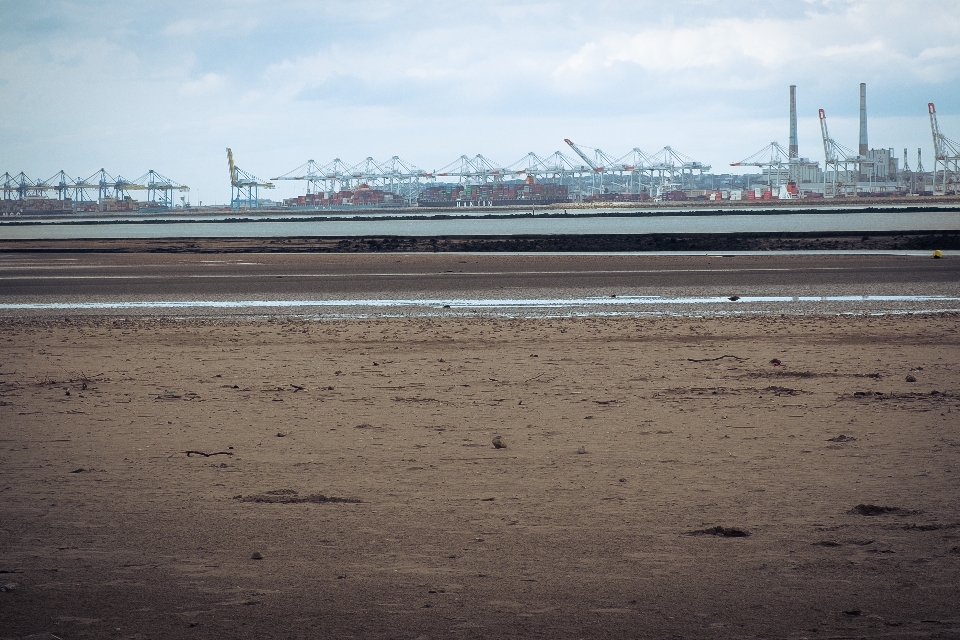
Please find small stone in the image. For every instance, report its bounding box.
[251,552,263,560]
[492,436,505,449]
[905,375,917,382]
[577,446,587,454]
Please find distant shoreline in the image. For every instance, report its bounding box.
[2,230,958,253]
[3,196,960,223]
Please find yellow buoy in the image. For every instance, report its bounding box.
[933,250,943,259]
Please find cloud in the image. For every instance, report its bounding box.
[555,3,960,94]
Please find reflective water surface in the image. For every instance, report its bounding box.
[3,294,959,318]
[2,209,959,239]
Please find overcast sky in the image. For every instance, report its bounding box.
[2,0,958,204]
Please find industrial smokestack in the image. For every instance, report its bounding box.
[789,85,798,159]
[859,82,868,156]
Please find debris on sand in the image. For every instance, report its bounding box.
[906,375,917,382]
[250,552,263,560]
[687,526,750,537]
[492,435,506,449]
[769,358,782,366]
[827,435,856,442]
[577,445,587,454]
[687,354,747,363]
[849,504,913,516]
[185,450,233,457]
[235,490,361,504]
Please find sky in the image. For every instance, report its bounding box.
[1,0,958,205]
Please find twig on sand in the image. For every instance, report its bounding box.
[185,450,233,457]
[687,355,748,363]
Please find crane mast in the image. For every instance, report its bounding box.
[225,148,274,209]
[928,102,960,195]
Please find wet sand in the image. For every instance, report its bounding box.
[2,313,959,639]
[3,252,959,304]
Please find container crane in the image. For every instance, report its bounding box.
[227,148,274,209]
[731,142,817,192]
[564,139,605,195]
[928,103,960,195]
[818,109,871,197]
[645,146,710,195]
[135,170,190,208]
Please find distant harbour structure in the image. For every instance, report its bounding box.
[0,169,189,215]
[818,82,912,197]
[728,85,821,200]
[3,85,957,214]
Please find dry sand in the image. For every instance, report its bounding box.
[1,313,959,639]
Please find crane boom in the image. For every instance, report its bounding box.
[564,139,602,172]
[227,148,237,186]
[818,109,835,163]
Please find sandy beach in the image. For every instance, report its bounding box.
[2,312,959,639]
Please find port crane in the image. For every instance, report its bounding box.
[506,151,583,185]
[644,146,711,195]
[435,155,510,184]
[731,142,816,190]
[1,169,188,208]
[818,109,873,197]
[928,102,960,195]
[228,148,274,209]
[138,170,190,208]
[564,139,605,195]
[273,156,433,205]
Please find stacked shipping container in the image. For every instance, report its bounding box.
[418,182,569,207]
[282,185,399,207]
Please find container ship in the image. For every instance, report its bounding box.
[282,184,402,208]
[418,179,569,207]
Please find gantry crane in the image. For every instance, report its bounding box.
[818,109,873,197]
[731,142,817,191]
[227,148,274,209]
[928,103,960,195]
[644,146,711,195]
[564,139,605,195]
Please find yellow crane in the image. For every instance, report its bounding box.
[226,148,273,209]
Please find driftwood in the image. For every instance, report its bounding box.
[686,355,748,363]
[185,450,233,457]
